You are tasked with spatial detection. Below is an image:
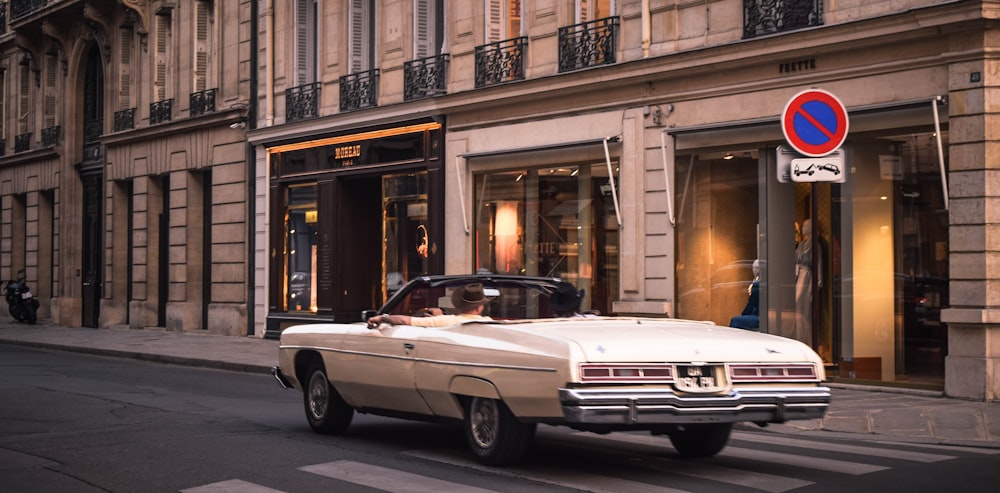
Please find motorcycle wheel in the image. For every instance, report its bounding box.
[10,303,25,323]
[23,301,37,324]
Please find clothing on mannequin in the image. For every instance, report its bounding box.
[730,260,760,331]
[794,219,821,345]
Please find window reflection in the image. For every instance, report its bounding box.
[382,173,429,301]
[474,163,619,316]
[285,184,317,312]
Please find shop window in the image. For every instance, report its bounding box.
[474,162,619,316]
[675,151,761,328]
[382,172,429,299]
[285,184,318,312]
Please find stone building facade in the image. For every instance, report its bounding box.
[247,0,999,401]
[0,1,253,335]
[3,1,997,401]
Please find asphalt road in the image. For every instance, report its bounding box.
[2,344,998,493]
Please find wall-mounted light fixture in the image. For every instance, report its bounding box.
[723,152,735,160]
[229,121,246,129]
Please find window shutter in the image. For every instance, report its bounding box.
[19,62,30,134]
[486,0,504,43]
[195,1,211,92]
[414,0,433,58]
[0,72,5,137]
[155,14,170,101]
[120,27,133,110]
[295,0,309,85]
[45,53,56,127]
[349,0,367,73]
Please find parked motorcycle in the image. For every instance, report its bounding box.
[4,269,39,324]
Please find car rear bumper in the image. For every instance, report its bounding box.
[272,366,294,390]
[559,386,831,425]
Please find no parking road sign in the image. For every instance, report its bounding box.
[781,89,849,157]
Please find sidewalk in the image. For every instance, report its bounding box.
[2,321,999,449]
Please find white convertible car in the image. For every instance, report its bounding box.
[273,274,830,466]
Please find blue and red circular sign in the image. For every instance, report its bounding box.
[781,89,849,157]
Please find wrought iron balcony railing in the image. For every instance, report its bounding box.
[475,37,527,88]
[150,98,173,124]
[10,0,45,21]
[14,132,30,153]
[41,125,59,147]
[558,16,618,73]
[190,88,217,116]
[340,69,379,112]
[744,0,822,39]
[286,82,320,122]
[114,108,135,132]
[404,54,449,101]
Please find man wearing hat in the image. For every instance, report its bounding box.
[550,281,599,318]
[367,283,492,328]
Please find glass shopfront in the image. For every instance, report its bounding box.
[266,121,443,336]
[473,160,620,315]
[675,124,949,384]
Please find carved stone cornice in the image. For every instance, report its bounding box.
[120,0,149,34]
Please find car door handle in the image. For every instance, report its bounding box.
[403,343,415,350]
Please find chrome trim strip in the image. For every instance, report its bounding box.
[280,344,558,373]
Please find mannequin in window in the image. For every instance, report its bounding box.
[795,219,822,345]
[729,260,760,331]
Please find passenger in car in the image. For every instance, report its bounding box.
[367,283,492,328]
[551,281,599,318]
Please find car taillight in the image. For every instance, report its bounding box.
[579,364,674,382]
[728,364,818,381]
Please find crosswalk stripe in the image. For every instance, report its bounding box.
[641,457,813,493]
[405,449,692,493]
[574,432,886,475]
[180,479,286,493]
[300,460,499,493]
[871,440,1000,454]
[731,431,956,462]
[722,446,888,475]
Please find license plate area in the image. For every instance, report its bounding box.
[674,364,730,393]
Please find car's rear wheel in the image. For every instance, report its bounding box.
[464,396,536,466]
[303,362,353,434]
[667,423,732,457]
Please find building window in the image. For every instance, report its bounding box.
[194,0,215,93]
[18,53,31,136]
[414,0,444,58]
[284,184,318,312]
[295,0,318,85]
[154,11,173,103]
[349,0,375,73]
[486,0,522,43]
[118,25,135,112]
[43,52,58,129]
[474,162,620,315]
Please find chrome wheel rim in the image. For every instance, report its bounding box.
[307,371,329,420]
[470,398,499,449]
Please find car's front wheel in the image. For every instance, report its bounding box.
[667,423,732,457]
[303,362,353,434]
[464,397,536,466]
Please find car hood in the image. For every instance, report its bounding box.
[510,318,821,364]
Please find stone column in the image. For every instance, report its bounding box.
[941,54,1000,402]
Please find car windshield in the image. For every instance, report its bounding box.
[381,278,561,320]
